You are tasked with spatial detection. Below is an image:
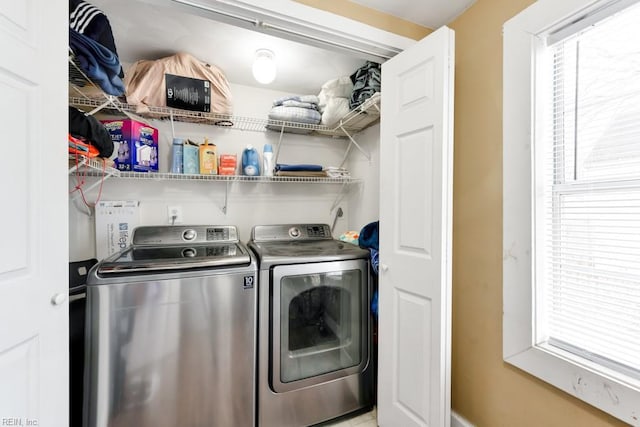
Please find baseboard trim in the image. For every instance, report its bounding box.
[452,410,475,427]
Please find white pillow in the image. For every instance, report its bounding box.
[321,98,351,126]
[321,76,353,98]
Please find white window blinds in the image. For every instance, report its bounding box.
[541,1,640,376]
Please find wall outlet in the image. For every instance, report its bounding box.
[167,205,183,224]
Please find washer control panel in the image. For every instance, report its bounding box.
[206,227,231,241]
[288,227,301,239]
[133,225,239,245]
[183,229,197,241]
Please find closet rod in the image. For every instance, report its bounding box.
[260,22,396,60]
[172,0,258,26]
[171,0,399,60]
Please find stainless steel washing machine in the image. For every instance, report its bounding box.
[249,224,373,427]
[84,225,257,427]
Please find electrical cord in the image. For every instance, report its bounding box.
[70,152,106,208]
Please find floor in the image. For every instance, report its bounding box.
[322,407,377,427]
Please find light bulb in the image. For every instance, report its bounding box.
[252,49,276,84]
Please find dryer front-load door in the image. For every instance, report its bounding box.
[271,259,369,393]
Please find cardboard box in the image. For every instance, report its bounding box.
[102,119,159,172]
[218,154,237,175]
[94,200,140,260]
[165,73,211,112]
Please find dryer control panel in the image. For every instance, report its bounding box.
[251,224,332,242]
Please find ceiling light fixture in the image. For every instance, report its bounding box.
[252,49,276,84]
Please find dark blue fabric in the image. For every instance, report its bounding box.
[358,221,379,251]
[69,28,124,96]
[359,222,380,321]
[371,290,378,319]
[69,0,123,78]
[275,163,323,172]
[369,248,379,274]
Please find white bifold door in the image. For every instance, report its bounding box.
[378,26,455,427]
[0,1,69,426]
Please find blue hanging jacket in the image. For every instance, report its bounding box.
[371,290,378,319]
[358,221,379,251]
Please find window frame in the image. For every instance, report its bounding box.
[502,0,640,423]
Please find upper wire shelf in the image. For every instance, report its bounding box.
[69,55,380,138]
[68,94,380,137]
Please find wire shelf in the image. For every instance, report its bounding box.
[68,95,380,138]
[68,155,117,175]
[67,155,359,184]
[73,169,360,184]
[68,55,372,193]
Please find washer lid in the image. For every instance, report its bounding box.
[97,225,251,274]
[97,242,251,274]
[249,239,369,267]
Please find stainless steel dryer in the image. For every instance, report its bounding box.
[84,225,257,427]
[249,224,373,427]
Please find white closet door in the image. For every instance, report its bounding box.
[378,26,455,427]
[0,1,68,426]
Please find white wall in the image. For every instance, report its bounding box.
[69,83,380,261]
[346,122,380,232]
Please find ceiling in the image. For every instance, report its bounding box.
[351,0,476,29]
[90,0,473,95]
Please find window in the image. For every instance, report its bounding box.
[503,0,640,423]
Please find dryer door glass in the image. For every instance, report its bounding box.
[274,263,366,386]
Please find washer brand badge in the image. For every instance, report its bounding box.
[243,275,254,289]
[118,222,129,249]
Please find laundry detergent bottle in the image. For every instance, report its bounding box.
[242,145,260,176]
[170,138,184,174]
[262,144,274,177]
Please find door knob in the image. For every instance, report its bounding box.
[380,263,389,272]
[51,293,67,306]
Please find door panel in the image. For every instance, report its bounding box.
[0,75,31,273]
[395,291,431,420]
[0,337,39,416]
[397,127,434,257]
[0,0,68,425]
[378,26,454,427]
[0,2,34,45]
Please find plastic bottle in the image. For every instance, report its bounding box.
[171,138,183,174]
[242,145,260,176]
[262,144,274,177]
[199,137,218,175]
[183,140,199,174]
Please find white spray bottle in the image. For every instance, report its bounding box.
[263,144,274,177]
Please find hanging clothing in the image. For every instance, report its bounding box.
[349,61,381,110]
[69,0,124,96]
[358,221,380,320]
[69,29,125,96]
[358,220,379,251]
[69,0,122,68]
[69,106,114,158]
